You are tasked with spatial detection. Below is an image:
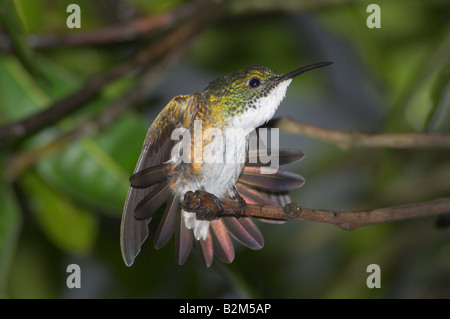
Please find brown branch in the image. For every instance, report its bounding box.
[182,191,450,231]
[272,117,450,150]
[230,0,369,14]
[0,4,194,52]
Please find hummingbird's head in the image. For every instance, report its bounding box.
[203,62,332,131]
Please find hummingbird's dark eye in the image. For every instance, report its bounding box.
[249,78,260,88]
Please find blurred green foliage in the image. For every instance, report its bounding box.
[0,0,449,298]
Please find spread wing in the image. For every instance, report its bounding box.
[120,95,195,266]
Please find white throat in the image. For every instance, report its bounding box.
[231,79,292,133]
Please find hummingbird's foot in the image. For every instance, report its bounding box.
[209,192,225,218]
[182,190,223,220]
[235,193,247,217]
[229,186,246,217]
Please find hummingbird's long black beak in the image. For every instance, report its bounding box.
[274,62,333,82]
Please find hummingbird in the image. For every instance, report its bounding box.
[121,62,332,267]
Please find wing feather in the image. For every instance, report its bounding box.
[120,95,195,266]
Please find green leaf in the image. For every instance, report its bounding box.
[0,54,50,123]
[0,53,146,216]
[36,114,145,215]
[21,171,97,254]
[426,59,450,131]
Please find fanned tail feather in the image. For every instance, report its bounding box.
[210,219,235,264]
[175,209,193,265]
[196,232,214,267]
[239,166,304,191]
[221,216,264,250]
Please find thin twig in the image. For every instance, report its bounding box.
[230,0,366,14]
[0,4,194,52]
[272,117,450,150]
[182,191,450,231]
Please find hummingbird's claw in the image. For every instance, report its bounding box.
[182,190,247,219]
[235,193,247,217]
[208,192,224,218]
[183,190,223,220]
